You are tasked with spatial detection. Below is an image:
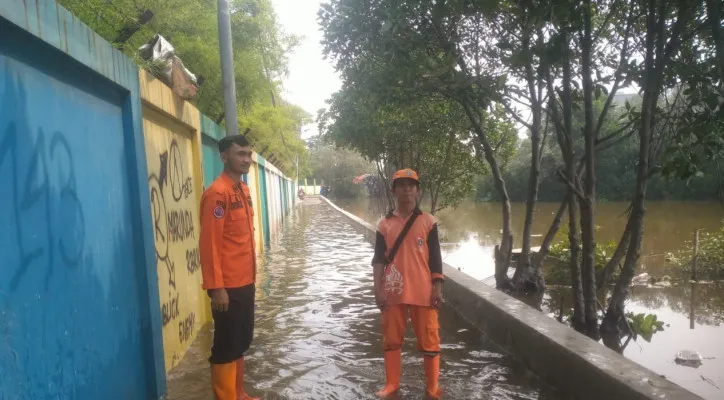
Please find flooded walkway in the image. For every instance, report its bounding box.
[166,200,560,399]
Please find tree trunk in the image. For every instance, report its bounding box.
[430,130,456,217]
[601,0,692,343]
[532,193,569,269]
[597,220,632,290]
[555,28,586,332]
[568,192,586,332]
[514,27,544,295]
[579,0,599,339]
[430,189,438,216]
[376,157,395,211]
[705,0,724,83]
[463,102,514,290]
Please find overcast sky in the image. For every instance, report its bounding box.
[272,0,340,139]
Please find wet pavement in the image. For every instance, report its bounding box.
[166,200,561,399]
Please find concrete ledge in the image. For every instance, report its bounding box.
[321,197,702,400]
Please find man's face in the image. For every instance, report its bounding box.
[222,142,252,175]
[393,178,419,204]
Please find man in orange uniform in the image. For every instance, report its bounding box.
[372,169,444,399]
[199,134,260,400]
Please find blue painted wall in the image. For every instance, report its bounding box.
[0,2,164,399]
[200,115,224,188]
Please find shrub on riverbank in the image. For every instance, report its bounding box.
[666,227,724,280]
[543,232,619,285]
[543,225,724,284]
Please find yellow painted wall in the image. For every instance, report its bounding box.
[139,70,211,371]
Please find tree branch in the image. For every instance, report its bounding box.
[557,169,587,201]
[596,128,637,153]
[594,3,635,138]
[595,119,636,146]
[501,101,533,130]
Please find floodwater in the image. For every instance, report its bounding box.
[335,198,724,280]
[335,198,724,399]
[544,284,724,400]
[166,199,560,400]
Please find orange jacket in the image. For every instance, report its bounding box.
[199,172,256,289]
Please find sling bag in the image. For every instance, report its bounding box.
[384,209,422,273]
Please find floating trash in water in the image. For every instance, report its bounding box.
[632,272,650,285]
[675,350,703,368]
[701,375,720,389]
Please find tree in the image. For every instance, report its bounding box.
[307,143,377,199]
[58,0,310,177]
[318,84,501,215]
[601,0,707,346]
[320,0,525,288]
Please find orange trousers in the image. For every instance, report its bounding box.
[382,304,440,354]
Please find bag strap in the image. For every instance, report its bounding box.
[386,209,421,265]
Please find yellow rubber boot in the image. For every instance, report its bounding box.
[376,349,402,397]
[424,355,441,399]
[211,362,236,400]
[235,358,260,400]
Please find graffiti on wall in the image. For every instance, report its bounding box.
[0,125,85,292]
[145,133,201,370]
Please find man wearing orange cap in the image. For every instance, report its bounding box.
[371,168,444,398]
[199,134,260,400]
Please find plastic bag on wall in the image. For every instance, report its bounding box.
[138,34,199,100]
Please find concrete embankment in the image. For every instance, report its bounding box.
[321,196,703,400]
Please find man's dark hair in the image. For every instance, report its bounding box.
[218,134,250,153]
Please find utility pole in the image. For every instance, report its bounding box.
[216,0,239,137]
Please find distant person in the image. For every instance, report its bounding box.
[297,187,305,200]
[371,169,444,398]
[199,135,260,400]
[320,185,328,198]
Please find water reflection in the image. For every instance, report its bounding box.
[542,283,724,399]
[628,282,724,327]
[334,198,724,278]
[167,202,560,399]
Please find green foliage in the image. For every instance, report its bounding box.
[625,312,665,342]
[545,227,620,284]
[477,94,722,202]
[659,16,724,182]
[307,142,377,199]
[667,226,724,280]
[319,82,508,213]
[57,0,309,177]
[318,0,521,213]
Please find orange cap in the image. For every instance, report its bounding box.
[392,168,419,183]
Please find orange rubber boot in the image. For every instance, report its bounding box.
[211,362,236,400]
[235,358,260,400]
[424,355,441,399]
[376,349,402,397]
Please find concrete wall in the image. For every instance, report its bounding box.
[0,2,165,398]
[321,197,703,400]
[139,70,212,372]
